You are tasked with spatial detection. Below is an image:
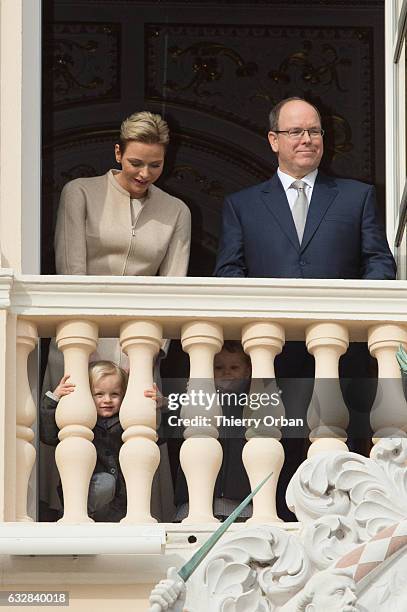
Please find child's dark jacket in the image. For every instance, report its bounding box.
[40,395,126,521]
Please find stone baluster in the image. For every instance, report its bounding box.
[55,320,98,523]
[119,320,162,523]
[180,321,223,523]
[15,320,38,522]
[306,322,349,456]
[242,322,285,523]
[368,324,407,442]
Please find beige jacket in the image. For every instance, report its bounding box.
[55,170,191,276]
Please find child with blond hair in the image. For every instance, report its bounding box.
[41,360,161,521]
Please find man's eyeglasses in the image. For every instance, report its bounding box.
[274,128,324,139]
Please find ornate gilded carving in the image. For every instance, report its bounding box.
[165,42,257,96]
[146,24,374,180]
[330,114,354,156]
[47,23,120,107]
[268,40,351,92]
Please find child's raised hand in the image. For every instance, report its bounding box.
[53,374,76,400]
[144,383,168,410]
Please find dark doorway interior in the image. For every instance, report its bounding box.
[42,0,385,277]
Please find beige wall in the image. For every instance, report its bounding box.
[0,0,23,271]
[0,0,41,273]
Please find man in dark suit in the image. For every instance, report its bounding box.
[214,97,396,519]
[215,97,396,280]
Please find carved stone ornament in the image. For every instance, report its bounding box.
[149,439,407,611]
[286,438,407,537]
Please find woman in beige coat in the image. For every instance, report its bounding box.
[42,112,190,522]
[55,111,191,276]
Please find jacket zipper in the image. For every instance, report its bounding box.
[122,198,143,275]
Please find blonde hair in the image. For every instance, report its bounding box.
[119,111,169,151]
[88,360,128,395]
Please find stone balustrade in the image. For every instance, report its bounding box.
[242,321,285,523]
[180,320,223,523]
[15,320,37,522]
[119,320,163,524]
[368,324,407,442]
[306,322,350,456]
[55,320,98,523]
[1,272,407,524]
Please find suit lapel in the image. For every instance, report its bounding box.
[260,174,300,250]
[300,172,339,252]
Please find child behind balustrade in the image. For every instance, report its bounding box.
[174,340,253,521]
[40,359,161,522]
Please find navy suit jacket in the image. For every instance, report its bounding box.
[214,171,396,279]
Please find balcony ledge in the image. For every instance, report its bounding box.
[0,521,300,585]
[7,274,407,339]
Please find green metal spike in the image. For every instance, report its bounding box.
[177,471,273,583]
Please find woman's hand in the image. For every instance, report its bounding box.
[52,374,76,400]
[144,383,168,410]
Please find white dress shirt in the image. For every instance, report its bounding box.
[277,168,318,212]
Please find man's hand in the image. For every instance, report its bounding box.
[52,374,76,400]
[149,567,187,611]
[144,383,168,410]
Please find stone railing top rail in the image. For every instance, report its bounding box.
[0,271,406,338]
